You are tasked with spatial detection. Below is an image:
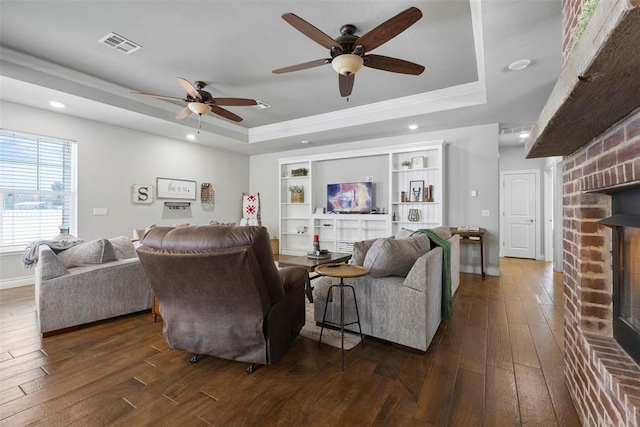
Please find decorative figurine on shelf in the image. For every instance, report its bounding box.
[401,191,407,202]
[392,212,397,222]
[412,185,421,202]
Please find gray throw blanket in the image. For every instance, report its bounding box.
[20,239,84,269]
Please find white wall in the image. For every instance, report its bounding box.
[498,145,548,259]
[250,123,501,276]
[0,101,249,288]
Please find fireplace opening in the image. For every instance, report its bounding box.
[599,187,640,364]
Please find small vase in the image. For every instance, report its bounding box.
[408,209,420,222]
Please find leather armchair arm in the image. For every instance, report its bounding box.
[279,266,308,293]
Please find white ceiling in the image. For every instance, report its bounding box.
[0,0,562,155]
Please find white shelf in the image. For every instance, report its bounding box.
[281,176,309,180]
[281,202,309,205]
[392,167,439,173]
[281,232,309,236]
[281,217,308,220]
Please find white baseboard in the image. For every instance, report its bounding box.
[0,276,34,290]
[460,264,500,277]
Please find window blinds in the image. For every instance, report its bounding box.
[0,131,77,251]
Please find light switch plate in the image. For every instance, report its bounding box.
[481,209,490,217]
[93,208,108,216]
[471,190,477,197]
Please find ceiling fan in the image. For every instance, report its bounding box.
[131,78,257,123]
[273,7,425,98]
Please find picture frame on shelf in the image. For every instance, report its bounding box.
[411,156,424,169]
[409,180,424,202]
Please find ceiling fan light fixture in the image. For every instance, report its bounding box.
[331,54,364,75]
[188,102,212,115]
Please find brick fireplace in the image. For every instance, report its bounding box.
[559,1,640,426]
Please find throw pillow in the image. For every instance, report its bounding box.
[395,228,416,239]
[363,234,431,278]
[57,238,116,268]
[432,226,452,240]
[351,238,379,266]
[108,236,138,260]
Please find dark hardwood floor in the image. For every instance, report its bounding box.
[0,258,581,426]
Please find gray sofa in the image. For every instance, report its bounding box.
[35,237,152,336]
[313,230,460,352]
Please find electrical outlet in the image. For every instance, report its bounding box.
[93,208,108,216]
[471,249,478,259]
[481,209,490,217]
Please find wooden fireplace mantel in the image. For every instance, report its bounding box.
[525,1,640,158]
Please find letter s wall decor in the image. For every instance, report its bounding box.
[132,184,154,204]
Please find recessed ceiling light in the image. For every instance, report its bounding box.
[186,134,196,140]
[408,124,419,130]
[301,140,311,144]
[519,132,530,138]
[508,59,531,71]
[48,100,65,108]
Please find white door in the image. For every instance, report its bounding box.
[503,172,536,258]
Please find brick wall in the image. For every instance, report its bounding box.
[562,0,583,59]
[563,109,640,426]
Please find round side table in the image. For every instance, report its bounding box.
[314,264,369,370]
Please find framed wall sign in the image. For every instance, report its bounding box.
[132,184,154,204]
[156,177,197,200]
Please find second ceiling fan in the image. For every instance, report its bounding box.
[273,7,425,97]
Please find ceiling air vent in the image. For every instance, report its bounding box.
[98,32,141,54]
[253,101,271,110]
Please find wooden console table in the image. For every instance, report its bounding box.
[451,227,486,278]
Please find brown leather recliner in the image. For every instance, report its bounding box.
[136,225,307,372]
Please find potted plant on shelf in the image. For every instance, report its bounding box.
[291,167,308,177]
[401,160,412,170]
[288,185,304,203]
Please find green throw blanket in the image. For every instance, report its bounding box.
[413,229,452,319]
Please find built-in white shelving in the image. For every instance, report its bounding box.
[278,141,445,255]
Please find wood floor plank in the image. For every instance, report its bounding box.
[484,365,521,426]
[528,322,564,365]
[467,299,488,329]
[520,299,549,325]
[447,368,485,427]
[514,363,559,427]
[540,358,582,427]
[487,323,513,371]
[505,298,528,325]
[437,315,467,355]
[509,323,540,369]
[488,298,508,326]
[414,351,459,425]
[459,326,487,375]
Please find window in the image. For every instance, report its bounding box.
[0,131,77,252]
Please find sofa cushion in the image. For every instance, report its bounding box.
[57,238,117,268]
[109,236,138,260]
[363,234,430,278]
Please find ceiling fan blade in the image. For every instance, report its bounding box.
[282,13,343,51]
[339,73,354,97]
[210,98,257,107]
[211,105,243,122]
[356,7,422,52]
[176,107,192,119]
[364,54,425,75]
[131,92,187,102]
[176,77,202,100]
[272,58,331,74]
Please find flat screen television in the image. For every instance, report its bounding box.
[327,182,372,214]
